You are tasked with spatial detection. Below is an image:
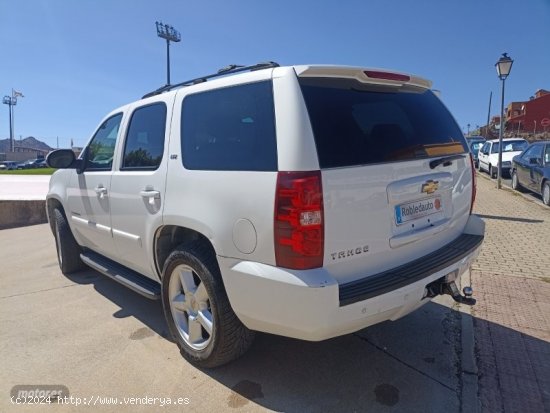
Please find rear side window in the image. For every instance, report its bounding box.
[181,81,277,171]
[299,78,468,168]
[122,103,167,170]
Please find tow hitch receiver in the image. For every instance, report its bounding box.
[426,279,476,306]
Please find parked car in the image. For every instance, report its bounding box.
[45,62,485,367]
[34,159,48,168]
[17,159,37,169]
[478,138,528,178]
[0,161,18,170]
[466,136,486,168]
[16,159,44,169]
[510,141,550,205]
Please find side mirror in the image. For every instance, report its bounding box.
[529,157,540,165]
[46,149,76,169]
[46,149,85,173]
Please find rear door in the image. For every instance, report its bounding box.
[297,73,472,283]
[109,97,173,280]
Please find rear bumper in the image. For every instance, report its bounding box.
[219,215,485,341]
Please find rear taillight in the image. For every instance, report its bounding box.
[469,153,477,214]
[274,171,324,270]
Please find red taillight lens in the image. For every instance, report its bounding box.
[469,153,477,214]
[364,70,411,82]
[274,171,324,270]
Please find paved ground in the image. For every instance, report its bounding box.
[0,175,50,200]
[472,173,550,413]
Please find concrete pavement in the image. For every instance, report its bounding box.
[0,175,50,200]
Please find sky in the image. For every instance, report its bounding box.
[1,0,549,149]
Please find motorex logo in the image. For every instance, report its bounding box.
[11,385,69,401]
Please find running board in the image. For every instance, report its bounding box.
[80,251,161,300]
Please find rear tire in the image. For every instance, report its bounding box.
[543,181,550,206]
[161,244,254,368]
[53,208,84,274]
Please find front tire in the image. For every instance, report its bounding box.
[543,181,550,206]
[161,244,254,368]
[53,208,84,274]
[511,170,523,192]
[490,165,497,179]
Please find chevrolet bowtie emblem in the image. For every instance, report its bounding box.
[421,180,439,194]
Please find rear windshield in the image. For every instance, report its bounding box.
[490,140,527,153]
[299,77,468,168]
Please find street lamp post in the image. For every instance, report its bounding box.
[495,53,514,190]
[155,21,181,86]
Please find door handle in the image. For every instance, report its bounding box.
[140,189,161,205]
[94,186,108,198]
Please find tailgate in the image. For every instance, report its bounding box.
[296,70,472,283]
[322,159,471,283]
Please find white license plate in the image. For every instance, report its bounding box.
[395,196,442,225]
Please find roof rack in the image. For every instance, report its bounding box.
[142,61,280,99]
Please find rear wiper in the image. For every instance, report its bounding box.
[429,154,466,169]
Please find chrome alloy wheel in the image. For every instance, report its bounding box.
[168,264,213,350]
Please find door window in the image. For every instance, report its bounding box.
[85,114,123,171]
[521,144,543,162]
[122,103,167,170]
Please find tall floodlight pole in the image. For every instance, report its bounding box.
[3,90,23,152]
[156,21,181,86]
[495,53,513,190]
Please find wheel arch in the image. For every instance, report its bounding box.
[46,196,65,234]
[154,225,217,279]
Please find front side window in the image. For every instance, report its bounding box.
[479,143,488,154]
[544,144,550,165]
[299,77,467,168]
[122,103,167,170]
[181,81,277,171]
[85,113,123,171]
[521,144,543,161]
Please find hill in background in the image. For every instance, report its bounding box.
[0,137,52,153]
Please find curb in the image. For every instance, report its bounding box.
[0,200,47,230]
[475,170,548,208]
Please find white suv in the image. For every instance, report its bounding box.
[46,63,485,367]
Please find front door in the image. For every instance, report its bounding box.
[66,113,123,258]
